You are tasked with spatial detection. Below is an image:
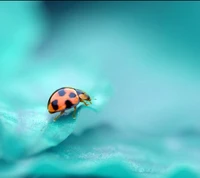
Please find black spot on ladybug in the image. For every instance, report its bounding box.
[52,100,59,110]
[58,89,66,96]
[69,92,76,98]
[65,100,73,108]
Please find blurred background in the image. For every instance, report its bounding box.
[0,1,200,178]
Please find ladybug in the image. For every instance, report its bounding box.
[47,87,92,121]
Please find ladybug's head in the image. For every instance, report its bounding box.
[75,89,91,102]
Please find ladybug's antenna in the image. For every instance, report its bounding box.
[90,96,97,100]
[89,97,96,104]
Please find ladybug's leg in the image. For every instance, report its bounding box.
[72,106,77,119]
[81,100,89,106]
[53,110,64,122]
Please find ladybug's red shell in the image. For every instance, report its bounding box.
[47,87,79,113]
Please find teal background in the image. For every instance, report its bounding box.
[0,1,200,178]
